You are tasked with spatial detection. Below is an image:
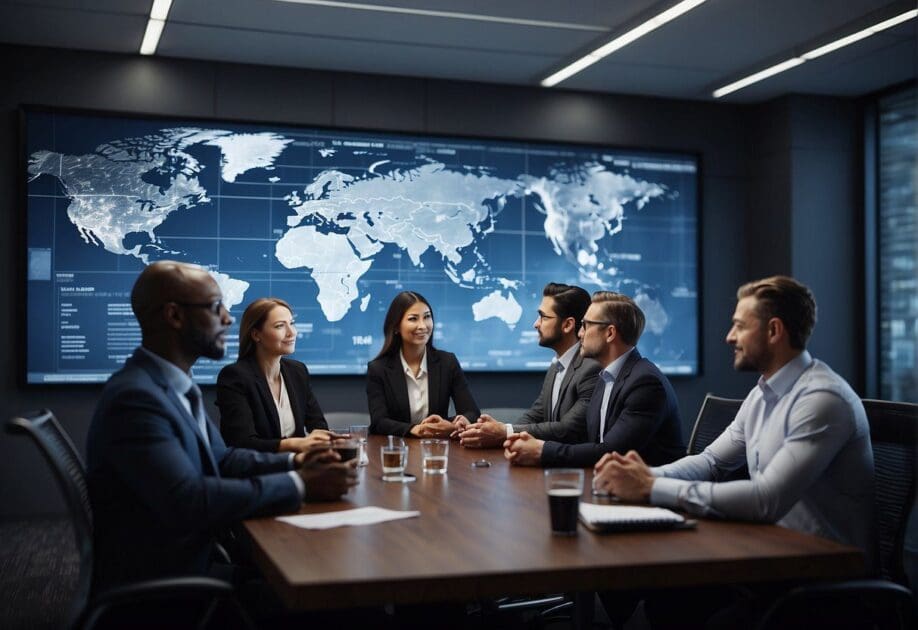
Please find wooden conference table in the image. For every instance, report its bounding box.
[243,435,865,610]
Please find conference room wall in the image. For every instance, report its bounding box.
[0,44,855,517]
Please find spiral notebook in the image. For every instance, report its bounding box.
[579,502,696,533]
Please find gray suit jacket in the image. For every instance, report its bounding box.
[511,350,601,443]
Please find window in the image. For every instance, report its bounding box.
[877,86,917,402]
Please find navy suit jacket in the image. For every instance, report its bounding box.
[513,351,601,443]
[366,348,480,436]
[540,349,685,468]
[216,356,328,452]
[86,348,302,593]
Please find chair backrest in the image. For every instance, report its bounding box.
[7,409,93,628]
[687,394,744,455]
[755,579,915,630]
[324,411,371,432]
[862,398,918,585]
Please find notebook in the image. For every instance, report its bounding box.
[579,502,696,533]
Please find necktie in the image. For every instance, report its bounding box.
[548,361,564,422]
[598,371,615,440]
[185,383,211,448]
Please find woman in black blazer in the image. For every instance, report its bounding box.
[367,291,480,438]
[216,297,331,453]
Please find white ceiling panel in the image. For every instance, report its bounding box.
[0,0,913,103]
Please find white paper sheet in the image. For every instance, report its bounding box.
[276,506,420,530]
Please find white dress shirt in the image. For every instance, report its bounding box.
[400,350,429,424]
[272,372,296,438]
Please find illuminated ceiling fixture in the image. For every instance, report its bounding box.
[713,8,917,98]
[541,0,708,88]
[140,0,173,55]
[275,0,605,31]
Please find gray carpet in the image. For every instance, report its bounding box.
[0,517,79,630]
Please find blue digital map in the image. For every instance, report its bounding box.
[26,110,698,383]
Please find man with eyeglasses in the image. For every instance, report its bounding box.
[504,291,684,468]
[458,282,601,448]
[87,261,358,592]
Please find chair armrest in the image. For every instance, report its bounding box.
[83,577,234,630]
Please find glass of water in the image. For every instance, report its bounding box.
[420,439,449,475]
[349,424,369,467]
[380,437,407,481]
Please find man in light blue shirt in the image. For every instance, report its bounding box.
[593,275,876,626]
[594,275,874,561]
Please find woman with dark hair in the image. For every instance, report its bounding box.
[366,291,480,437]
[216,297,332,453]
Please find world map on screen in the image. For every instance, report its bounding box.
[26,111,698,382]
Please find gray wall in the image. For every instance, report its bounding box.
[0,44,864,517]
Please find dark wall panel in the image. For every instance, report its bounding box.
[1,44,860,518]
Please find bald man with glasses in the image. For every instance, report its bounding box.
[504,291,684,468]
[87,261,357,593]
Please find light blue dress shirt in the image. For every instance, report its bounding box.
[650,351,876,569]
[598,347,634,438]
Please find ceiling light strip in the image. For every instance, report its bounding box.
[140,0,173,55]
[541,0,708,88]
[713,8,918,97]
[276,0,607,31]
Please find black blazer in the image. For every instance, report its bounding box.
[366,348,480,437]
[216,356,328,452]
[541,349,684,468]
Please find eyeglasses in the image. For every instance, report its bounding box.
[580,319,615,330]
[536,311,558,322]
[175,300,226,316]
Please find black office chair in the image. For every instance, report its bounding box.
[686,394,744,455]
[863,398,917,584]
[755,579,915,630]
[6,409,252,630]
[687,394,748,481]
[755,398,918,630]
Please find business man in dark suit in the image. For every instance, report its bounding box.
[367,291,480,437]
[458,283,601,447]
[87,261,357,593]
[504,291,684,468]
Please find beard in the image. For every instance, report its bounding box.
[188,327,226,360]
[538,327,562,349]
[732,346,768,372]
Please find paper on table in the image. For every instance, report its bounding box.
[276,506,420,530]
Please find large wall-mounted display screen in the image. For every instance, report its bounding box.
[24,108,699,383]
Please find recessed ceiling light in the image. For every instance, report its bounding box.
[541,0,708,88]
[140,0,173,56]
[713,8,917,98]
[275,0,606,31]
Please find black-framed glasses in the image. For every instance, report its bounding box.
[536,311,558,322]
[175,300,226,316]
[580,318,614,330]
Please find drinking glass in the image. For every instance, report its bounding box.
[380,437,407,481]
[420,439,448,475]
[349,424,369,467]
[544,469,583,536]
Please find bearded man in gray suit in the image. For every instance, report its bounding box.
[459,283,600,448]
